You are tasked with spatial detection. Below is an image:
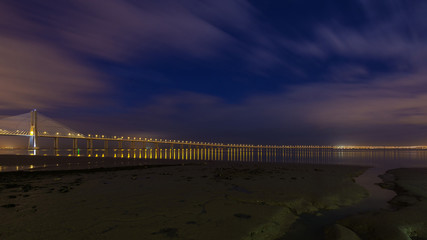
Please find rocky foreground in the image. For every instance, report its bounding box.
[336,168,427,240]
[0,161,367,240]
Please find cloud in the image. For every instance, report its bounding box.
[0,36,105,110]
[56,0,234,60]
[124,65,427,144]
[0,0,267,111]
[0,0,260,111]
[3,0,427,145]
[3,0,254,61]
[282,1,427,65]
[66,0,427,145]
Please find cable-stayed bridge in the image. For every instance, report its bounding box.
[0,110,338,161]
[1,110,425,161]
[0,110,330,149]
[0,110,84,149]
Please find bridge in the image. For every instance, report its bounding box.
[0,110,338,160]
[1,110,425,161]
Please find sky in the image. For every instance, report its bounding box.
[1,0,427,145]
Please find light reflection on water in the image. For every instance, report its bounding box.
[1,148,427,172]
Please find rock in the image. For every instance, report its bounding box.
[389,195,419,207]
[234,213,252,219]
[5,183,19,189]
[325,224,361,240]
[151,228,179,238]
[377,182,396,190]
[21,184,32,192]
[1,203,17,208]
[380,173,396,182]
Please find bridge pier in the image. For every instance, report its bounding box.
[155,143,159,159]
[227,147,230,161]
[87,139,93,149]
[73,138,78,150]
[142,142,146,158]
[169,144,174,159]
[196,146,200,160]
[54,137,59,149]
[104,140,108,149]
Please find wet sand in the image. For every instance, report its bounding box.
[0,156,368,240]
[332,168,427,240]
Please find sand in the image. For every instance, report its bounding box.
[338,168,427,240]
[0,159,368,240]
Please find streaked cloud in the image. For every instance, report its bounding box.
[0,0,257,110]
[0,36,104,110]
[129,67,427,144]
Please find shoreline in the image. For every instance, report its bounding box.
[4,155,427,239]
[0,156,369,240]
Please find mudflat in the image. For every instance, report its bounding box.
[338,168,427,240]
[0,157,368,240]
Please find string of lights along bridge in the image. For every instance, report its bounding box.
[1,110,427,161]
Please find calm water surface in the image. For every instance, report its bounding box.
[1,148,427,172]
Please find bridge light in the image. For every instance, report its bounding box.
[30,131,34,136]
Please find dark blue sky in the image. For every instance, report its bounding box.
[1,0,427,145]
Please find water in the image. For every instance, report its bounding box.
[1,148,427,171]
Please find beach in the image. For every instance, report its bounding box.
[0,157,368,240]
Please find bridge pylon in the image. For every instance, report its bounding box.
[28,109,38,150]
